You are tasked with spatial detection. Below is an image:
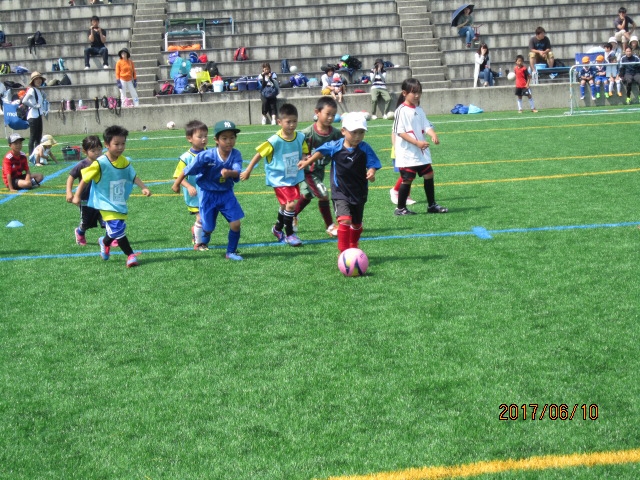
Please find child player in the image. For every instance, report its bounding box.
[72,125,151,267]
[298,112,381,253]
[240,103,307,247]
[173,120,208,247]
[66,135,106,246]
[295,96,341,237]
[578,56,596,101]
[172,120,244,260]
[593,55,609,99]
[2,133,43,192]
[513,54,538,113]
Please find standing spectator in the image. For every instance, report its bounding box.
[619,46,640,104]
[115,48,138,107]
[257,62,278,125]
[614,7,636,51]
[474,43,494,87]
[3,134,43,192]
[84,16,109,70]
[456,7,475,48]
[369,59,392,119]
[529,26,555,74]
[22,72,47,155]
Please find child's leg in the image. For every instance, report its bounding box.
[227,220,241,255]
[337,218,351,252]
[397,181,413,209]
[528,94,535,110]
[318,198,334,228]
[423,167,448,212]
[348,204,365,249]
[193,213,203,245]
[274,207,285,232]
[590,80,596,98]
[282,200,296,236]
[517,96,523,111]
[580,81,585,97]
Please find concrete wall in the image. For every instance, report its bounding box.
[21,83,589,136]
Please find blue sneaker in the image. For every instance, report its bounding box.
[285,234,303,247]
[225,251,243,261]
[272,225,285,243]
[98,236,110,260]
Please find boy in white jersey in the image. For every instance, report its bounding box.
[72,125,151,267]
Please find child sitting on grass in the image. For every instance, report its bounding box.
[29,134,58,166]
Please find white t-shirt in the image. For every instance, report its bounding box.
[393,103,433,167]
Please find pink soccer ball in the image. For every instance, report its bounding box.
[338,248,369,277]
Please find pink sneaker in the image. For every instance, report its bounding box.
[74,228,86,246]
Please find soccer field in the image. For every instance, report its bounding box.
[1,108,639,479]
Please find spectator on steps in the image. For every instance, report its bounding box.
[115,48,139,107]
[321,66,335,95]
[456,7,475,48]
[369,59,392,119]
[474,43,494,87]
[619,46,640,104]
[614,7,636,51]
[84,16,109,70]
[257,62,278,125]
[529,26,555,73]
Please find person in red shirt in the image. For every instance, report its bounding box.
[2,133,43,192]
[513,55,538,113]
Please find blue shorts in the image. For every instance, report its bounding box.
[105,219,126,239]
[199,189,244,233]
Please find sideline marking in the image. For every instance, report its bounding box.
[1,221,638,263]
[322,448,640,480]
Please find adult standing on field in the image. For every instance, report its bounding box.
[614,7,636,51]
[529,26,555,73]
[22,72,47,156]
[84,15,109,70]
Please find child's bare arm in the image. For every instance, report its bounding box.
[298,151,323,170]
[425,127,439,145]
[65,175,75,202]
[240,152,262,181]
[171,171,186,193]
[72,179,87,205]
[366,168,376,182]
[221,168,239,179]
[134,176,151,196]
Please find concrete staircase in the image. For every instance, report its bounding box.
[128,0,166,104]
[395,0,450,89]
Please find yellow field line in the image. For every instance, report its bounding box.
[322,448,640,480]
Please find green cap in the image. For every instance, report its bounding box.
[214,120,241,137]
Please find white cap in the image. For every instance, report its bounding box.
[8,133,25,144]
[608,36,618,44]
[630,35,639,42]
[341,112,368,132]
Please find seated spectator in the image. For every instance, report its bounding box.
[529,27,555,73]
[630,35,640,55]
[604,40,623,97]
[3,134,43,192]
[456,7,474,48]
[84,16,109,70]
[614,7,636,51]
[330,74,345,103]
[369,59,391,119]
[29,134,58,166]
[321,67,335,95]
[619,46,640,104]
[474,43,494,87]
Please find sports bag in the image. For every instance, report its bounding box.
[205,61,219,77]
[233,46,248,61]
[261,85,278,99]
[174,75,189,94]
[157,81,174,95]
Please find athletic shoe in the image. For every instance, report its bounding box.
[406,196,417,205]
[427,203,449,213]
[191,226,196,244]
[84,66,89,70]
[618,92,623,97]
[271,117,276,125]
[261,117,267,125]
[371,115,378,120]
[292,216,298,232]
[326,223,338,237]
[394,207,416,216]
[591,96,596,101]
[272,225,285,243]
[194,243,209,251]
[285,234,302,246]
[580,96,585,100]
[549,73,558,79]
[98,236,110,260]
[126,254,138,268]
[75,228,86,246]
[626,97,631,105]
[605,93,610,98]
[103,65,109,69]
[531,109,538,113]
[225,251,243,261]
[389,188,399,205]
[596,93,600,99]
[518,109,523,113]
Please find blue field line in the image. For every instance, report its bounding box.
[2,220,638,263]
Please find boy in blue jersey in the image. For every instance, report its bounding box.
[72,125,151,267]
[172,120,244,260]
[298,112,381,253]
[240,103,307,247]
[173,120,208,247]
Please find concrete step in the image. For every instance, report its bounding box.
[1,3,135,22]
[135,7,166,15]
[229,14,399,35]
[168,0,393,12]
[0,42,129,63]
[7,16,134,33]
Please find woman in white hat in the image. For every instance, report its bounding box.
[21,71,47,155]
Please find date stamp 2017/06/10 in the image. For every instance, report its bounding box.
[499,404,599,421]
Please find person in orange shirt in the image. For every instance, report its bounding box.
[115,48,139,107]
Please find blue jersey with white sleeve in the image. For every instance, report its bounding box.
[183,147,243,192]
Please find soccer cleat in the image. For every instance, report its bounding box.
[618,92,623,97]
[427,203,449,213]
[292,216,298,232]
[591,96,596,101]
[98,236,110,260]
[626,97,631,105]
[272,225,285,243]
[326,223,338,237]
[225,251,243,261]
[394,207,417,216]
[75,228,86,246]
[389,188,399,205]
[285,234,302,246]
[406,196,417,205]
[126,254,138,268]
[580,96,585,100]
[518,109,523,113]
[531,109,538,113]
[605,93,610,98]
[596,93,600,99]
[194,243,209,251]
